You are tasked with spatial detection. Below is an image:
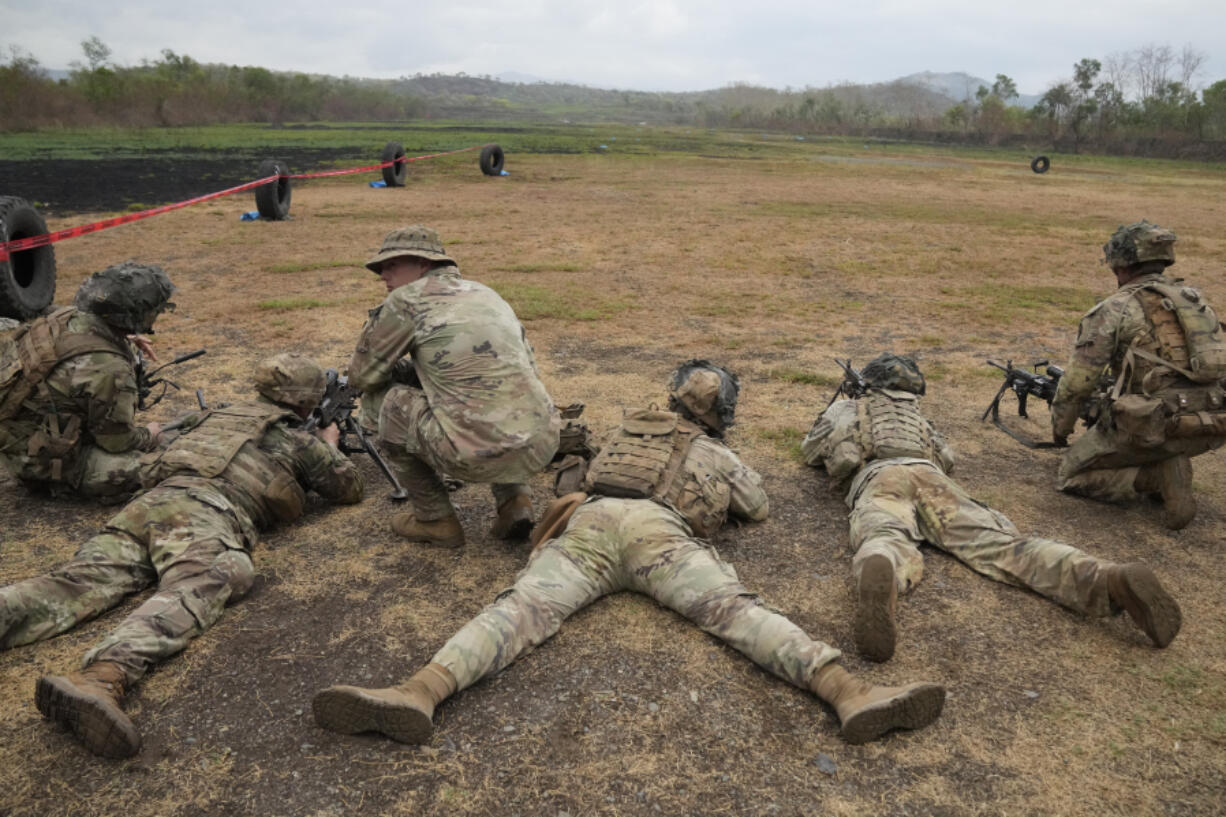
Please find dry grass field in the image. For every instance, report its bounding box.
[2,132,1225,817]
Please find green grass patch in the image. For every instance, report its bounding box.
[770,367,839,388]
[489,282,633,322]
[256,297,338,310]
[753,427,806,462]
[264,259,365,273]
[493,262,584,273]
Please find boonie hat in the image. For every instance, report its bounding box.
[365,225,455,273]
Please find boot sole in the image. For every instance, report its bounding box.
[35,675,141,758]
[840,683,945,745]
[1118,564,1182,648]
[855,556,897,663]
[1160,457,1196,530]
[313,686,434,745]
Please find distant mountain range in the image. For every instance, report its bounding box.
[897,71,1041,108]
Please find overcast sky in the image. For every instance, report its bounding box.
[3,0,1223,95]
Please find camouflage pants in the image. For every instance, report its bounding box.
[432,497,840,692]
[378,385,532,521]
[1057,422,1225,502]
[0,436,142,498]
[0,484,255,685]
[849,461,1113,617]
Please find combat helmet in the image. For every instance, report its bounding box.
[1102,220,1177,270]
[253,352,326,411]
[365,225,455,273]
[668,359,740,436]
[862,353,926,395]
[74,261,176,334]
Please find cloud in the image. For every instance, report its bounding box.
[2,0,1222,94]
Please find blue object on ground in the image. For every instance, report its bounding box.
[598,144,609,150]
[239,211,260,221]
[369,180,387,188]
[500,170,510,176]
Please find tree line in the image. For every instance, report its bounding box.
[2,38,1223,160]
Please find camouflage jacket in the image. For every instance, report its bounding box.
[801,394,955,505]
[146,398,365,542]
[681,435,770,524]
[1051,272,1216,437]
[348,265,560,461]
[0,310,155,481]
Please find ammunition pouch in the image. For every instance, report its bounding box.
[264,469,308,523]
[1108,394,1167,448]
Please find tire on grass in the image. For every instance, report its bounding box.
[1030,155,1051,174]
[479,145,505,176]
[0,196,57,320]
[254,159,292,220]
[382,142,407,187]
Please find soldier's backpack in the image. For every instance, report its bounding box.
[0,308,125,423]
[1131,281,1226,385]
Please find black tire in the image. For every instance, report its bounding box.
[479,145,505,176]
[254,159,292,220]
[1031,155,1051,174]
[381,142,407,187]
[0,196,56,320]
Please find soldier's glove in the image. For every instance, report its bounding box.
[391,358,421,388]
[1053,433,1069,448]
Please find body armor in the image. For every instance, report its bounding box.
[583,408,730,538]
[856,391,937,463]
[0,308,127,423]
[141,403,306,523]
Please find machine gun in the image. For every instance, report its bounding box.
[826,358,870,408]
[304,369,408,501]
[135,349,207,411]
[981,360,1066,449]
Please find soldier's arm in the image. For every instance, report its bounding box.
[348,299,415,394]
[713,443,769,522]
[800,400,862,481]
[280,426,365,502]
[76,355,156,453]
[932,426,956,474]
[1051,305,1118,438]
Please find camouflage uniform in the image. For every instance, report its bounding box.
[0,397,363,685]
[804,391,1115,618]
[350,250,560,522]
[430,431,843,693]
[0,308,156,497]
[1052,269,1226,502]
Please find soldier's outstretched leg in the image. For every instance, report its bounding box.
[810,664,945,745]
[910,466,1181,647]
[628,515,942,744]
[81,537,254,684]
[35,660,139,758]
[314,502,621,744]
[0,530,155,650]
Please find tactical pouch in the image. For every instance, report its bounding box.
[1110,394,1167,448]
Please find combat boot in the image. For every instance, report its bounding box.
[313,663,457,745]
[490,494,534,540]
[810,663,944,745]
[35,660,140,758]
[1100,563,1182,647]
[1135,456,1195,530]
[391,512,465,547]
[854,555,897,662]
